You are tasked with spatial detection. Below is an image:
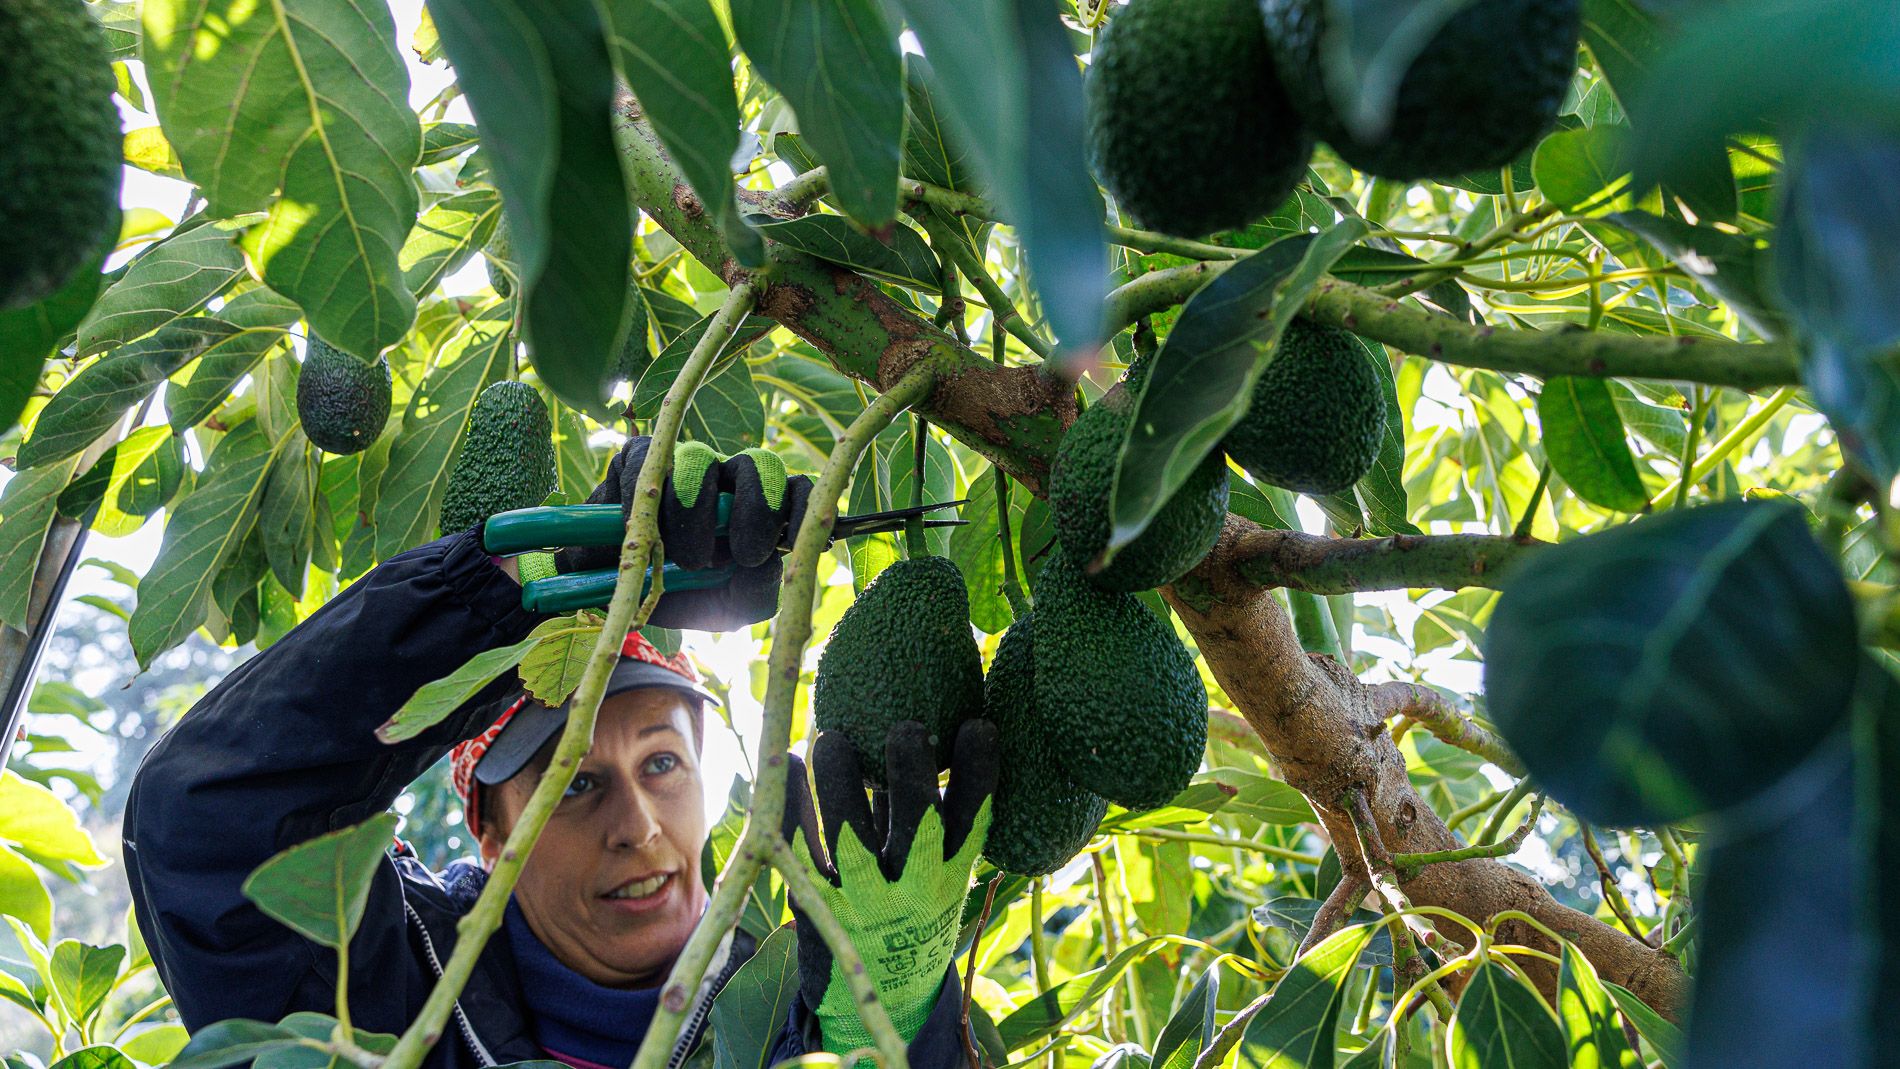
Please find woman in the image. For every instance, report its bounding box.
[123,438,995,1068]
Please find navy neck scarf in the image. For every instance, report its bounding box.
[503,896,661,1069]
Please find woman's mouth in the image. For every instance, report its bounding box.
[600,872,675,912]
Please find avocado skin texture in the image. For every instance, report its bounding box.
[1261,0,1579,179]
[1086,0,1313,238]
[0,0,121,310]
[439,381,557,533]
[813,556,985,788]
[297,337,392,456]
[982,614,1110,876]
[1051,364,1228,592]
[1223,318,1386,495]
[1033,550,1207,811]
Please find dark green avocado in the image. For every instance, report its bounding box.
[0,0,122,310]
[981,614,1110,876]
[1260,0,1580,179]
[439,380,557,533]
[1222,317,1386,495]
[1086,0,1313,238]
[297,336,392,456]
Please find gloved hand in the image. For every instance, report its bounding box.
[528,437,812,630]
[781,719,998,1055]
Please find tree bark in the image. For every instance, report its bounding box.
[613,106,1691,1017]
[1167,516,1686,1016]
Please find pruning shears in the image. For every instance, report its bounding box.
[484,495,967,613]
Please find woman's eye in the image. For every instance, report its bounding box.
[644,753,679,776]
[562,774,597,799]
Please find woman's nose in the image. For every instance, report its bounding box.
[606,787,662,851]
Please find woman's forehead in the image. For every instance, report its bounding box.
[593,688,698,746]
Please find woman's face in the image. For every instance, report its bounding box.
[479,688,709,988]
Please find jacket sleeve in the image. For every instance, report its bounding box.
[122,530,545,1035]
[768,967,977,1068]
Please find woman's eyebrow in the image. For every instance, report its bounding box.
[637,723,684,739]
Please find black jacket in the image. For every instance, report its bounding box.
[122,530,972,1068]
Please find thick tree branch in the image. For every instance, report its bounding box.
[1367,682,1524,777]
[1104,264,1802,390]
[1231,527,1545,594]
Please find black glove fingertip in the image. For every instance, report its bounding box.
[881,721,939,880]
[811,733,877,873]
[660,468,721,571]
[942,718,1001,859]
[723,455,782,568]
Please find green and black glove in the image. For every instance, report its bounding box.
[518,436,811,630]
[782,719,998,1055]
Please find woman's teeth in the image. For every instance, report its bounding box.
[607,873,670,899]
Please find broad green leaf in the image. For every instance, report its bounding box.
[1227,474,1300,531]
[142,0,421,358]
[374,318,511,559]
[708,924,799,1069]
[1531,125,1633,211]
[1233,923,1376,1069]
[608,0,765,266]
[1151,965,1218,1069]
[241,812,397,949]
[1607,380,1686,458]
[1250,899,1394,967]
[1536,377,1649,513]
[902,61,991,255]
[1210,768,1320,825]
[74,220,243,357]
[46,1049,135,1069]
[48,941,126,1029]
[891,0,1106,352]
[22,319,240,468]
[216,286,305,330]
[753,216,939,292]
[419,122,481,165]
[0,846,51,941]
[1774,126,1900,481]
[1447,961,1566,1069]
[550,402,605,505]
[130,422,299,667]
[401,188,503,299]
[885,425,956,556]
[166,1020,304,1069]
[253,1012,399,1069]
[1601,211,1779,338]
[377,633,546,744]
[519,615,604,706]
[946,469,1033,634]
[730,0,905,227]
[0,454,87,631]
[0,257,106,438]
[1602,983,1681,1067]
[1484,500,1858,825]
[1556,942,1640,1069]
[683,358,765,454]
[166,324,290,430]
[260,437,319,597]
[1110,224,1367,555]
[997,935,1184,1050]
[119,1025,191,1065]
[431,0,630,413]
[630,313,775,421]
[0,772,104,866]
[1625,0,1900,192]
[93,427,187,538]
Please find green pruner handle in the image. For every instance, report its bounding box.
[519,561,737,614]
[483,498,738,555]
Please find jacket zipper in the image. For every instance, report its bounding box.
[665,931,737,1069]
[403,898,499,1067]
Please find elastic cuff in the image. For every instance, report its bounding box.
[443,530,545,638]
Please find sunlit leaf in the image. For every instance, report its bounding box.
[1536,377,1649,513]
[378,634,545,744]
[1233,923,1376,1068]
[74,220,243,357]
[0,771,104,866]
[1447,960,1566,1068]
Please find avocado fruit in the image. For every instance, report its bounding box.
[297,336,392,455]
[0,0,122,310]
[485,216,515,299]
[1222,317,1386,495]
[438,380,557,533]
[1086,0,1313,238]
[1032,550,1207,811]
[813,556,985,787]
[1050,361,1228,592]
[982,614,1110,876]
[1260,0,1580,179]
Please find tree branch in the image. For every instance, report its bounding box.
[1232,527,1545,594]
[1104,264,1801,391]
[1368,682,1524,777]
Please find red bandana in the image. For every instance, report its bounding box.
[449,631,698,839]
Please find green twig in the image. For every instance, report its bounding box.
[1477,781,1534,846]
[1341,791,1455,1020]
[1649,386,1796,508]
[901,177,1243,263]
[917,213,1054,359]
[1366,682,1524,776]
[765,837,907,1063]
[629,364,938,1069]
[1131,827,1322,865]
[385,280,759,1069]
[1392,796,1543,881]
[1671,387,1713,510]
[1579,825,1648,942]
[1513,463,1552,539]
